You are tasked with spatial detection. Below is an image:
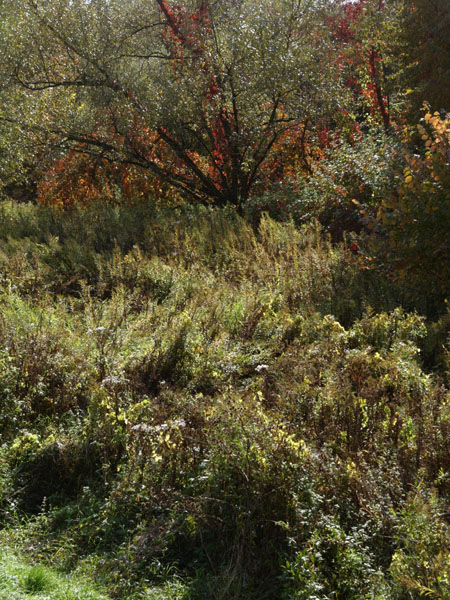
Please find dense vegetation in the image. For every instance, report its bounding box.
[0,0,449,599]
[0,200,448,599]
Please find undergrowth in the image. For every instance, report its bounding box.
[0,200,448,599]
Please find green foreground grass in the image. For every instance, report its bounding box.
[0,545,109,600]
[0,200,449,599]
[0,542,189,599]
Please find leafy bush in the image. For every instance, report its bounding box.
[376,110,450,307]
[390,488,450,599]
[0,292,91,437]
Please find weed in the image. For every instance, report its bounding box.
[0,200,448,599]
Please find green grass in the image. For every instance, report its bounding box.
[0,546,109,599]
[0,543,189,599]
[21,565,53,593]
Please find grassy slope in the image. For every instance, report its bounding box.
[0,200,448,599]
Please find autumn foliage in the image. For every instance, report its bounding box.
[27,0,397,209]
[26,0,336,208]
[377,110,450,296]
[330,0,391,130]
[1,2,450,598]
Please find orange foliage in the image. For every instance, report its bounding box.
[376,109,450,294]
[37,126,184,208]
[38,1,321,208]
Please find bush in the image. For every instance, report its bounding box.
[376,110,450,308]
[390,488,450,599]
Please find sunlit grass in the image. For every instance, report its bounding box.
[0,546,109,599]
[21,564,53,593]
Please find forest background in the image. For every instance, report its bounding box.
[0,0,449,598]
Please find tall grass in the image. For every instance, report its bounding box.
[0,200,448,599]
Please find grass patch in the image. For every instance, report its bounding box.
[0,546,109,599]
[21,565,53,593]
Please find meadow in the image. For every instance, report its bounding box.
[0,199,448,599]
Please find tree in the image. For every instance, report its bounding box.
[400,0,450,119]
[0,0,343,208]
[331,0,408,132]
[376,109,450,302]
[0,3,40,194]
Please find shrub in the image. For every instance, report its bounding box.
[390,488,450,599]
[0,292,91,437]
[376,110,450,308]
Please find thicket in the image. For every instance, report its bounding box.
[0,200,448,599]
[0,0,449,598]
